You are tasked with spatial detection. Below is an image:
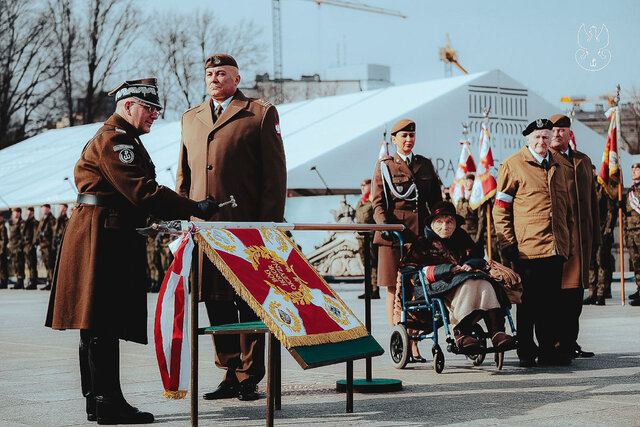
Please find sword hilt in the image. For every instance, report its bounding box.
[218,195,237,208]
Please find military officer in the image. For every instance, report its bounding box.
[23,207,39,289]
[626,163,640,306]
[176,53,287,402]
[8,207,26,289]
[549,114,599,358]
[0,218,8,289]
[494,118,573,367]
[45,77,218,424]
[53,203,69,253]
[36,204,56,290]
[355,178,380,299]
[372,118,442,330]
[456,173,483,249]
[589,165,616,302]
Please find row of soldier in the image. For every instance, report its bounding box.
[0,204,62,290]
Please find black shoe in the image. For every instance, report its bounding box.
[629,298,640,306]
[629,291,640,300]
[408,355,427,363]
[203,379,238,400]
[594,296,605,306]
[95,396,154,425]
[605,290,612,299]
[573,346,595,358]
[41,283,51,291]
[25,279,37,290]
[519,358,537,367]
[237,380,260,401]
[582,296,596,305]
[86,396,96,422]
[12,279,24,290]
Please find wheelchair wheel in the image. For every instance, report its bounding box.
[432,344,445,373]
[389,325,409,369]
[495,351,504,370]
[470,323,487,366]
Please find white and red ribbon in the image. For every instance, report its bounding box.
[154,227,194,399]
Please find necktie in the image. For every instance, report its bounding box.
[213,104,223,123]
[541,158,549,171]
[405,157,412,168]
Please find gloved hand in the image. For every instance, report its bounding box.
[616,199,626,210]
[194,196,219,219]
[380,222,395,242]
[502,244,519,263]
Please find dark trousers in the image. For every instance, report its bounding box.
[205,295,265,384]
[558,288,583,351]
[514,256,564,361]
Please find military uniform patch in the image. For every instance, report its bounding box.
[275,123,281,135]
[119,149,134,164]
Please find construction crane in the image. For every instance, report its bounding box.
[439,34,468,78]
[560,93,617,108]
[271,0,406,104]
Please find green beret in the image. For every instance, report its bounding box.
[205,53,238,69]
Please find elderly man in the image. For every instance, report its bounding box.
[176,53,286,402]
[372,119,442,332]
[46,78,217,424]
[494,119,572,367]
[549,114,599,358]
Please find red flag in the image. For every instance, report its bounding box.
[469,123,497,209]
[450,141,476,205]
[597,107,621,199]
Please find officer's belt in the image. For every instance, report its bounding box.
[77,193,125,209]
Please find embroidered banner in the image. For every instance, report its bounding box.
[195,227,367,348]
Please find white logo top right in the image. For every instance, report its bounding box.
[575,24,611,71]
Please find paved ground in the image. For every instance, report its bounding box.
[0,280,639,426]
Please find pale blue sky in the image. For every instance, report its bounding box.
[154,0,639,108]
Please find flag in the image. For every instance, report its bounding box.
[469,122,497,209]
[154,229,194,399]
[450,140,476,205]
[378,139,391,158]
[195,227,367,348]
[597,106,621,199]
[569,132,577,151]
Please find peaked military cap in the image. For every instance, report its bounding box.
[205,53,238,69]
[549,114,572,128]
[391,119,416,135]
[522,118,553,136]
[108,78,162,110]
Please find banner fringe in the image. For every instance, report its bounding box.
[163,390,187,399]
[194,232,368,349]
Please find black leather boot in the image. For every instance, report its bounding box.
[25,278,37,290]
[89,335,154,425]
[79,331,97,421]
[13,278,24,289]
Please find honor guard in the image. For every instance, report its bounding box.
[23,207,39,289]
[8,207,26,289]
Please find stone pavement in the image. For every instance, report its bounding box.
[0,281,639,426]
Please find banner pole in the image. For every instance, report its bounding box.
[619,180,625,306]
[486,202,492,261]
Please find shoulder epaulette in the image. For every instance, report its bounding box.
[256,98,272,107]
[380,155,393,161]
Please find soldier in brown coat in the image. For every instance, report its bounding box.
[372,119,442,332]
[549,114,599,358]
[176,54,286,402]
[494,119,573,367]
[0,219,7,289]
[23,207,39,289]
[36,204,56,290]
[53,203,69,252]
[45,78,217,425]
[8,207,25,289]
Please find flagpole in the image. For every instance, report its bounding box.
[615,84,625,306]
[482,107,492,261]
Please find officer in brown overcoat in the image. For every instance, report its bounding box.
[8,207,26,289]
[494,119,573,367]
[45,78,217,424]
[549,114,599,358]
[36,204,56,290]
[176,53,287,402]
[23,207,39,289]
[372,119,442,330]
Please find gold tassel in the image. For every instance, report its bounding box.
[194,232,369,349]
[163,390,188,399]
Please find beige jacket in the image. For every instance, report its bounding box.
[493,145,572,260]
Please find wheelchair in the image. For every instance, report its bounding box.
[388,235,517,373]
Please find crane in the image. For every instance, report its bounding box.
[439,34,467,77]
[271,0,407,104]
[560,93,617,109]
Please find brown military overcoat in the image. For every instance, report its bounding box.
[493,145,573,260]
[45,114,198,344]
[551,148,600,289]
[175,89,287,301]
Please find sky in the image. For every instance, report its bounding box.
[152,0,640,109]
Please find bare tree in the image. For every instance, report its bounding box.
[82,0,138,124]
[48,0,80,126]
[0,0,59,149]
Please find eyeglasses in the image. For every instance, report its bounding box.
[131,100,159,114]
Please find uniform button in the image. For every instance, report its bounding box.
[549,212,553,217]
[207,165,213,170]
[208,136,213,142]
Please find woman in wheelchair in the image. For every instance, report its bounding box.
[398,201,517,355]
